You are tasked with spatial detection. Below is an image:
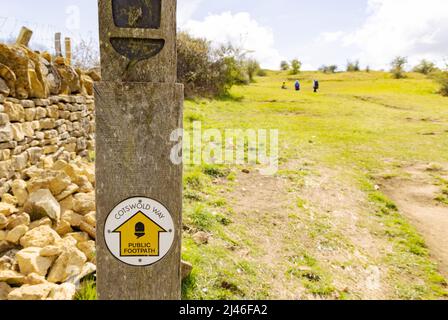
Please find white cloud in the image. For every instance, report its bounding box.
[177,0,204,26]
[181,11,284,70]
[319,0,448,69]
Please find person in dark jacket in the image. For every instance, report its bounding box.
[313,80,319,93]
[295,80,301,91]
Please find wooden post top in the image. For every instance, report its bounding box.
[98,0,177,83]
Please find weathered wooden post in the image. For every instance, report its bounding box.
[95,0,183,300]
[15,26,33,46]
[64,37,72,65]
[55,33,62,57]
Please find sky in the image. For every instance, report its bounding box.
[1,0,447,70]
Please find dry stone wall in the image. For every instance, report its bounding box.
[0,93,95,195]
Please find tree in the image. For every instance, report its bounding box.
[413,59,437,75]
[365,65,371,73]
[280,60,290,71]
[290,59,302,75]
[390,56,408,79]
[346,60,360,72]
[319,65,338,73]
[433,71,448,96]
[72,38,100,70]
[246,59,260,82]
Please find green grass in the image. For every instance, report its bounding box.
[75,275,97,300]
[180,70,448,300]
[78,70,448,300]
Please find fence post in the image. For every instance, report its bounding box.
[55,33,62,57]
[15,26,33,47]
[95,0,183,300]
[64,37,72,65]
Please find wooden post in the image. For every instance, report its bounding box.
[55,33,62,57]
[95,0,183,300]
[64,37,72,65]
[15,26,33,47]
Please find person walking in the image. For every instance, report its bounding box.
[313,80,319,93]
[281,82,287,89]
[295,80,301,91]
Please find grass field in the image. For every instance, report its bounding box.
[181,71,448,300]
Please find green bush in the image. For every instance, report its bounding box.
[280,60,290,71]
[290,59,302,75]
[319,65,338,73]
[413,59,437,75]
[177,33,257,98]
[433,71,448,96]
[391,56,408,79]
[346,60,360,72]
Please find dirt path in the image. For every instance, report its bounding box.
[224,163,394,299]
[379,163,448,278]
[226,167,305,299]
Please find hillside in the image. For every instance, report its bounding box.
[181,71,448,300]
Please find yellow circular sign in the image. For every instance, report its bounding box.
[104,197,175,266]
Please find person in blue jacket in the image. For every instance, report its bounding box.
[295,80,301,91]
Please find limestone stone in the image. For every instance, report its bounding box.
[5,225,29,244]
[16,247,56,276]
[27,147,43,164]
[0,214,7,229]
[77,240,96,263]
[24,189,61,221]
[55,184,78,201]
[47,283,76,300]
[71,263,95,286]
[0,270,25,286]
[0,282,12,300]
[6,213,30,230]
[35,107,46,119]
[79,222,95,239]
[47,245,87,283]
[0,149,11,161]
[0,230,6,241]
[20,225,61,248]
[54,219,73,236]
[10,123,25,141]
[0,124,12,142]
[0,202,18,216]
[47,105,59,119]
[4,102,25,122]
[40,118,56,130]
[43,145,58,154]
[40,245,62,257]
[29,217,52,230]
[1,193,17,205]
[22,122,34,137]
[0,160,13,179]
[24,273,47,285]
[61,210,83,228]
[59,195,74,212]
[49,172,71,195]
[0,78,9,96]
[11,153,28,171]
[65,232,90,244]
[73,192,95,214]
[0,113,9,125]
[7,283,57,300]
[33,99,50,106]
[11,179,28,206]
[24,108,35,122]
[83,212,96,228]
[20,100,35,108]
